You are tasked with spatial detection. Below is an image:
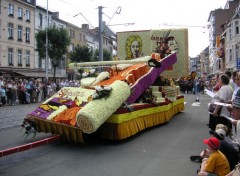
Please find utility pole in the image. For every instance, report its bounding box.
[45,0,49,81]
[98,6,103,62]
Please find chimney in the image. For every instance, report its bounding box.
[52,12,59,19]
[82,24,89,29]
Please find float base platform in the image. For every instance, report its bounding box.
[28,96,184,143]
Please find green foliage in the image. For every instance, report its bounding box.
[35,26,71,78]
[93,49,112,61]
[70,45,93,63]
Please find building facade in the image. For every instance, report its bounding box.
[207,0,239,74]
[0,0,36,77]
[0,0,120,80]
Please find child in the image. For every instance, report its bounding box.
[197,137,230,176]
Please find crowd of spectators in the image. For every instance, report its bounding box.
[178,77,205,95]
[190,70,240,176]
[0,76,80,106]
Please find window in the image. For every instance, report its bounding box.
[229,28,232,39]
[230,49,232,61]
[26,27,30,42]
[26,50,30,66]
[8,4,14,16]
[83,34,86,41]
[39,13,42,27]
[18,49,22,65]
[18,26,22,41]
[8,23,13,39]
[79,33,82,41]
[69,43,74,52]
[38,57,42,68]
[69,29,74,38]
[235,21,239,35]
[27,0,31,3]
[18,7,23,19]
[8,48,13,65]
[236,45,239,60]
[26,10,30,22]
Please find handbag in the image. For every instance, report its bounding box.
[232,163,240,176]
[208,103,222,115]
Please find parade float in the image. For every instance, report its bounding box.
[22,28,188,143]
[22,53,184,143]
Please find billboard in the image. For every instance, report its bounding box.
[117,28,189,78]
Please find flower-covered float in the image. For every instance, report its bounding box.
[23,52,184,143]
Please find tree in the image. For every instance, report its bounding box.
[35,26,71,80]
[70,45,93,63]
[93,49,112,61]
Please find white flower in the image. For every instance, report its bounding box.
[82,72,89,77]
[91,71,110,85]
[76,80,131,134]
[104,86,112,91]
[92,92,98,98]
[80,77,96,87]
[47,105,67,120]
[90,69,96,74]
[95,86,104,91]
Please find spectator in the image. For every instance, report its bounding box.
[210,129,239,170]
[191,129,238,170]
[197,137,230,176]
[6,80,13,105]
[229,91,240,148]
[194,77,201,102]
[225,70,235,92]
[213,73,222,92]
[0,76,3,87]
[0,85,6,105]
[37,79,43,103]
[215,124,239,152]
[209,74,233,131]
[227,71,240,103]
[11,81,17,105]
[226,163,240,176]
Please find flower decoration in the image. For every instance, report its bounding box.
[122,102,134,112]
[92,85,112,100]
[21,119,37,137]
[82,68,99,78]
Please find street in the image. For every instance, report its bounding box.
[0,93,212,176]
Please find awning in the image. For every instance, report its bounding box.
[13,71,66,78]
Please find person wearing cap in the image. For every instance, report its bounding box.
[191,129,238,171]
[211,129,239,171]
[197,137,230,176]
[215,124,239,152]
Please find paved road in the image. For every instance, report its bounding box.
[0,93,212,176]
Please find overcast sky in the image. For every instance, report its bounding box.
[36,0,228,57]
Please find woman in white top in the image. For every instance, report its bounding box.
[209,74,233,131]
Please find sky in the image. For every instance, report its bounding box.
[36,0,228,57]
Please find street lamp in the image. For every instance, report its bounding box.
[45,0,49,81]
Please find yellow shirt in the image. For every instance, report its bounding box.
[204,150,230,176]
